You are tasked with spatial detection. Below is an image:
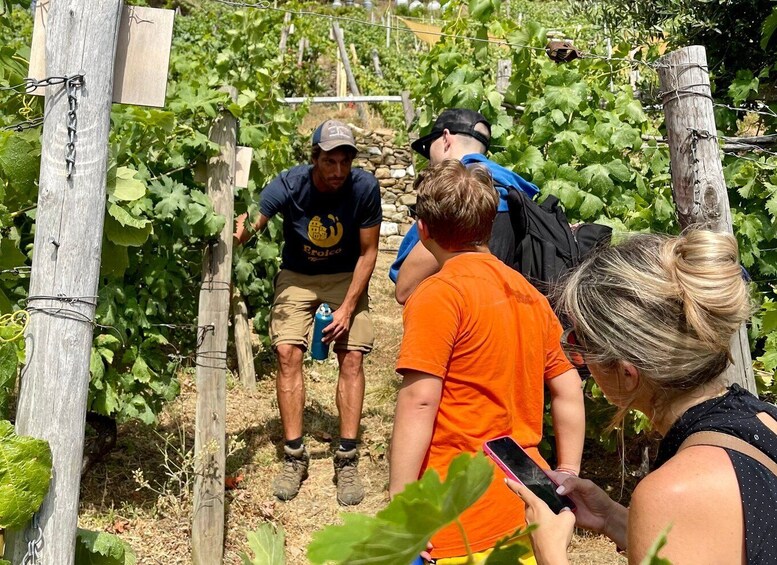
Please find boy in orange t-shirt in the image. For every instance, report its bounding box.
[388,160,585,563]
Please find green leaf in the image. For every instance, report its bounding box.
[639,526,672,565]
[0,420,52,528]
[581,164,615,194]
[104,205,153,247]
[0,132,39,190]
[761,302,777,333]
[150,178,191,220]
[241,523,286,565]
[0,343,17,419]
[516,147,545,176]
[579,192,605,219]
[75,528,137,565]
[0,238,26,269]
[108,167,146,202]
[308,452,493,565]
[728,70,758,106]
[762,8,777,49]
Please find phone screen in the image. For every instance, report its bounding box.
[484,436,575,514]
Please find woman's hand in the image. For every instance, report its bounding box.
[544,471,628,549]
[506,478,574,565]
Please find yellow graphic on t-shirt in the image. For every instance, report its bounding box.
[308,214,343,248]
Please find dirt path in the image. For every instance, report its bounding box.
[78,248,626,564]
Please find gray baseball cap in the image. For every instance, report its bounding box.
[312,120,358,151]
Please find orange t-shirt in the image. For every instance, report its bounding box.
[396,252,573,559]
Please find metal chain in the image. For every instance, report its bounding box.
[65,75,84,179]
[21,512,43,565]
[1,116,44,132]
[688,128,703,219]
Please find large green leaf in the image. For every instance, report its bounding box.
[241,523,286,565]
[104,205,153,247]
[107,167,146,202]
[0,420,52,528]
[307,452,493,565]
[0,238,26,269]
[0,132,39,190]
[75,528,137,565]
[0,343,17,419]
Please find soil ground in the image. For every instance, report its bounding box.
[78,249,632,564]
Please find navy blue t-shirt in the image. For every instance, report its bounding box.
[259,165,382,275]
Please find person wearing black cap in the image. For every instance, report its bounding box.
[235,119,381,505]
[390,108,540,304]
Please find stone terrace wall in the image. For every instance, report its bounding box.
[352,127,416,250]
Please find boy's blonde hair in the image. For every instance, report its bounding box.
[414,159,499,250]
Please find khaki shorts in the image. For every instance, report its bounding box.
[269,269,374,353]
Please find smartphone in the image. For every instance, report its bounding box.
[483,435,575,514]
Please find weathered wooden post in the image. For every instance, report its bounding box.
[192,87,237,565]
[278,12,292,60]
[496,59,512,94]
[232,288,256,389]
[371,48,384,79]
[401,90,416,133]
[332,22,369,123]
[5,2,124,563]
[657,45,756,393]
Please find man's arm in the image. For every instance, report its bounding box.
[323,224,380,343]
[546,369,585,475]
[234,212,270,245]
[388,371,442,497]
[395,241,440,305]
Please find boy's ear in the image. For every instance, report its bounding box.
[417,219,430,242]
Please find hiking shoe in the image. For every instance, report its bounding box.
[273,445,309,501]
[333,448,365,506]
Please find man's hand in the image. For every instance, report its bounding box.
[321,305,353,343]
[234,212,249,245]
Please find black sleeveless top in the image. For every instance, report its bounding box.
[655,384,777,564]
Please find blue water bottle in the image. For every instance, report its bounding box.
[311,303,334,360]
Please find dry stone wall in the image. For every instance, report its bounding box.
[352,127,416,250]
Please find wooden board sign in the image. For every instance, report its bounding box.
[29,1,174,107]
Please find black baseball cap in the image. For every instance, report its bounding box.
[411,108,491,159]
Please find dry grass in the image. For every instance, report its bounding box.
[78,250,625,564]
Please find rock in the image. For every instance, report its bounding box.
[386,235,404,249]
[398,194,417,206]
[399,223,414,235]
[390,168,407,179]
[374,128,394,138]
[381,203,397,214]
[380,222,399,236]
[383,191,398,203]
[374,167,391,179]
[379,178,397,188]
[406,164,415,176]
[367,146,382,156]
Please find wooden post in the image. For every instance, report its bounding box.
[278,12,291,60]
[371,48,384,78]
[401,90,416,133]
[192,87,237,565]
[5,2,124,564]
[657,46,756,394]
[349,42,359,68]
[232,288,256,390]
[332,22,369,123]
[496,59,512,93]
[297,36,306,67]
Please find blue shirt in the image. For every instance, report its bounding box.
[260,165,382,275]
[388,154,538,282]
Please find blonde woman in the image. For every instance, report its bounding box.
[508,231,777,564]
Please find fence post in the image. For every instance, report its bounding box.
[332,22,369,123]
[496,59,512,94]
[232,288,257,389]
[371,48,384,78]
[192,86,237,565]
[657,45,756,394]
[5,2,124,563]
[278,11,291,60]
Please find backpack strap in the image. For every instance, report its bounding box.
[679,431,777,476]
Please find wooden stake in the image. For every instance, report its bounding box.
[349,42,359,68]
[297,36,306,67]
[371,48,384,78]
[278,12,292,60]
[5,2,124,563]
[657,46,756,393]
[401,90,416,133]
[232,288,256,390]
[332,22,369,123]
[192,87,237,565]
[496,59,512,93]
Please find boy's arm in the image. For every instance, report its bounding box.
[546,369,585,475]
[388,371,442,497]
[395,241,440,305]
